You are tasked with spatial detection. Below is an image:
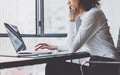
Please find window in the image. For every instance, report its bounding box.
[44,0,68,34]
[0,0,67,37]
[0,0,35,35]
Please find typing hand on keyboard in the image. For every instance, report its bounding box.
[36,49,57,54]
[35,43,57,50]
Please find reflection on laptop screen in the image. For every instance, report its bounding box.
[4,23,26,52]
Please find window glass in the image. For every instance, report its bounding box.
[0,0,35,34]
[44,0,69,33]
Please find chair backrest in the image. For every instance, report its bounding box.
[117,28,120,50]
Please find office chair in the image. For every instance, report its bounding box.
[117,28,120,50]
[86,28,120,75]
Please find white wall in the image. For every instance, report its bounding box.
[101,0,120,46]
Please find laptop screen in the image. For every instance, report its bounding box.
[4,23,26,52]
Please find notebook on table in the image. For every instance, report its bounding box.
[4,23,56,57]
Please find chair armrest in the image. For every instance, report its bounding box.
[86,61,120,65]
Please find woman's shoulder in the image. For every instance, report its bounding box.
[89,7,102,13]
[84,7,105,19]
[89,7,104,16]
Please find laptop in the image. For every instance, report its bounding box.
[4,23,55,56]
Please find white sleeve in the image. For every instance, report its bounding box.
[66,22,77,51]
[57,10,101,53]
[71,11,100,52]
[57,22,77,52]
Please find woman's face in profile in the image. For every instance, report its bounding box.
[68,0,78,9]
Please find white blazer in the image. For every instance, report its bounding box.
[57,7,117,60]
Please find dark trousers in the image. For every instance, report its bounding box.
[46,61,81,75]
[45,56,119,75]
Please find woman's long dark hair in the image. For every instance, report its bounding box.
[78,0,100,11]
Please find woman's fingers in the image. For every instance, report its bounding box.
[35,43,57,50]
[69,7,77,22]
[35,43,47,47]
[35,43,48,50]
[35,45,47,50]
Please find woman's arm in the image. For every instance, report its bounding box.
[71,10,100,52]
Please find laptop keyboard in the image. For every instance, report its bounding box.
[18,52,32,54]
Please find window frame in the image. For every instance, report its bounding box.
[0,0,67,37]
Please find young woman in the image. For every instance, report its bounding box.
[36,0,119,75]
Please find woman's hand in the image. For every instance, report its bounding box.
[69,7,79,22]
[35,43,57,50]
